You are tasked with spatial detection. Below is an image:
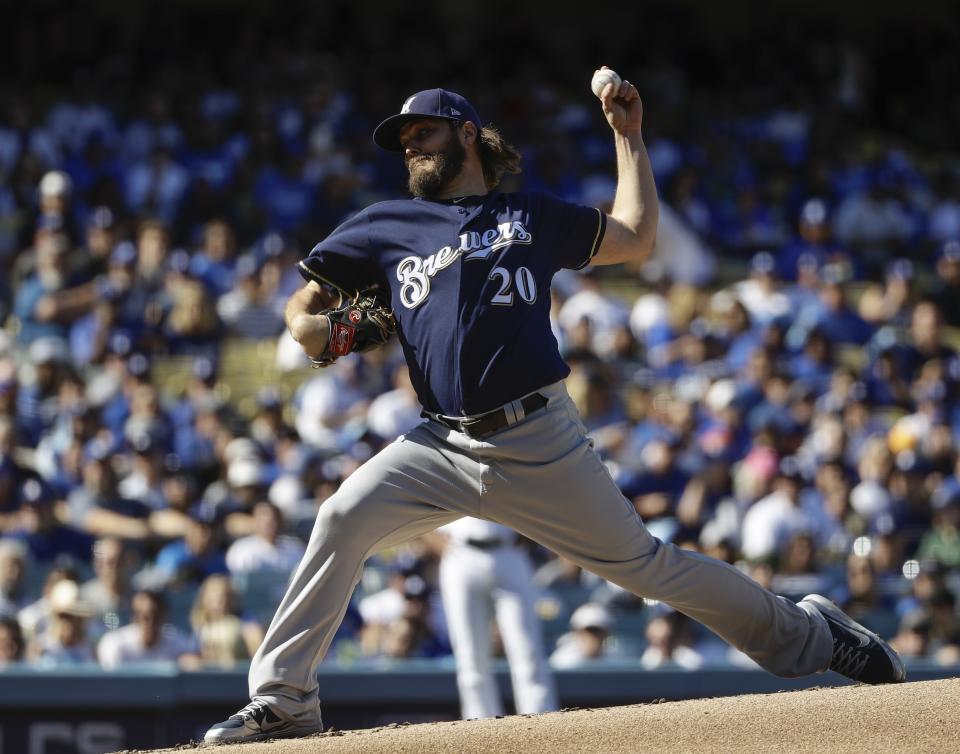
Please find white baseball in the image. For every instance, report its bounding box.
[591,68,622,99]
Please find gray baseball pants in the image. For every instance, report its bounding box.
[249,380,833,722]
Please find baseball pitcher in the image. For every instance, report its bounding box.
[204,68,904,744]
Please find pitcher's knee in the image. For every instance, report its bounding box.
[314,491,370,533]
[583,534,665,586]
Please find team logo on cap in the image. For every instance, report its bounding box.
[400,96,416,115]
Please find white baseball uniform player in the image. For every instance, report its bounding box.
[438,517,557,719]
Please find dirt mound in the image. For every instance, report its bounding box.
[124,677,960,754]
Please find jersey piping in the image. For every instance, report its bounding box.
[297,260,353,296]
[573,208,607,270]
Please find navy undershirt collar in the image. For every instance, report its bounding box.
[415,192,495,209]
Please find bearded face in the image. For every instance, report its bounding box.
[406,124,467,199]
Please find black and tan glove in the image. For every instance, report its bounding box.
[310,288,396,368]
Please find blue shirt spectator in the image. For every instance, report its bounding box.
[152,507,229,587]
[8,479,93,564]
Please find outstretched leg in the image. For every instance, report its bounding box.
[206,425,481,743]
[469,382,834,678]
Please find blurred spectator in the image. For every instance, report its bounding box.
[641,283,703,377]
[622,437,690,524]
[81,537,135,636]
[225,501,305,575]
[13,233,102,346]
[788,263,874,348]
[359,561,446,658]
[248,386,289,450]
[365,364,422,443]
[160,259,222,357]
[252,147,316,235]
[916,489,960,569]
[16,337,70,447]
[218,454,270,532]
[150,458,201,540]
[33,170,81,245]
[150,506,229,587]
[189,219,238,297]
[47,78,117,162]
[927,587,959,649]
[872,259,916,328]
[740,459,822,563]
[833,171,914,277]
[0,415,20,533]
[785,252,826,313]
[836,553,898,638]
[890,608,932,660]
[788,329,835,395]
[899,300,955,383]
[928,172,960,244]
[558,268,630,358]
[189,574,263,667]
[930,241,960,328]
[0,616,25,665]
[122,92,183,164]
[67,447,152,540]
[119,414,172,510]
[567,365,629,456]
[216,254,286,339]
[896,559,947,619]
[97,589,199,669]
[134,219,170,298]
[125,146,189,226]
[675,459,735,542]
[77,205,119,280]
[535,555,586,591]
[295,355,373,448]
[640,610,706,670]
[26,579,96,665]
[0,539,28,617]
[17,566,80,641]
[378,575,447,660]
[776,198,834,281]
[9,478,93,564]
[549,602,613,668]
[358,562,413,656]
[732,251,791,327]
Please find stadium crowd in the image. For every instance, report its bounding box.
[1,3,960,673]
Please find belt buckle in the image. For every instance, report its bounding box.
[459,416,487,438]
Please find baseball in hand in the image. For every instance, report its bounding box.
[591,68,622,98]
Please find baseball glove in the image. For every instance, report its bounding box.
[310,288,396,368]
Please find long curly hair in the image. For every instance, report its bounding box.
[476,124,523,190]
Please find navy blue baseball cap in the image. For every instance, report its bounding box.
[373,89,482,152]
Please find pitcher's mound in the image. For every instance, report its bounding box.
[127,677,960,754]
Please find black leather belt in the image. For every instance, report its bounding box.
[432,393,548,439]
[465,536,514,550]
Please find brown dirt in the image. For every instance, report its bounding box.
[121,677,960,754]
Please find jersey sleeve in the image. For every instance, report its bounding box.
[298,208,379,293]
[534,191,607,271]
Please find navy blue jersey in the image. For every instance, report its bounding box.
[299,190,605,416]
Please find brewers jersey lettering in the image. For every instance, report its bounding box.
[299,191,605,415]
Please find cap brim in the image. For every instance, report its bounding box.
[372,113,459,152]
